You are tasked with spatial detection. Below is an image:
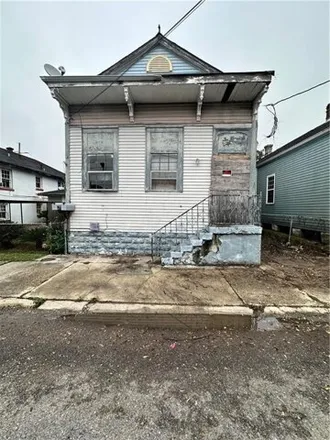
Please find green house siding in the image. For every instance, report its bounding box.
[257,132,330,232]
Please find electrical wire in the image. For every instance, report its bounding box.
[270,79,330,107]
[164,0,206,36]
[265,79,330,138]
[70,0,207,120]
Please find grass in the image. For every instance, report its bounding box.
[0,250,48,262]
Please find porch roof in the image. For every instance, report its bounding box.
[41,72,274,106]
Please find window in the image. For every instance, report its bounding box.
[83,129,118,191]
[1,169,11,188]
[146,128,183,192]
[36,176,42,189]
[58,180,64,189]
[214,129,250,154]
[266,174,275,204]
[36,202,43,215]
[0,203,8,220]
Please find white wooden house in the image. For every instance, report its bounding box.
[0,147,64,224]
[42,32,273,264]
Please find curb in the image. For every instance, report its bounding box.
[0,299,328,329]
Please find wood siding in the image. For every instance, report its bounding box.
[69,103,253,126]
[211,154,250,194]
[121,45,202,76]
[257,131,330,232]
[69,125,213,232]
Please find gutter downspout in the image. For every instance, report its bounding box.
[249,84,269,196]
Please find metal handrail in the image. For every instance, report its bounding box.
[151,193,261,259]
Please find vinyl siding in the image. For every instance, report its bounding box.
[69,125,213,232]
[121,45,202,76]
[257,131,330,232]
[69,103,253,126]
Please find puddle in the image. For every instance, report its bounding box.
[256,316,283,331]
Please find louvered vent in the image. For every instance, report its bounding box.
[147,55,172,73]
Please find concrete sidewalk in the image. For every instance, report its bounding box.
[0,255,328,328]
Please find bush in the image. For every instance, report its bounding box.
[21,227,48,250]
[0,223,24,249]
[46,223,65,254]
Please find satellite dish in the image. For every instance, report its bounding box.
[44,64,61,76]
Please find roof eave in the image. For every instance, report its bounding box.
[41,71,274,87]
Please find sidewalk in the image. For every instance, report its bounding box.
[0,255,328,328]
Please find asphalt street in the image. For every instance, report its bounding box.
[0,309,329,440]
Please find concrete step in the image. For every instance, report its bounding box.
[170,251,183,259]
[180,242,193,253]
[198,232,213,241]
[190,238,203,247]
[75,303,254,330]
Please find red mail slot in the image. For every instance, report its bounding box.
[222,170,232,176]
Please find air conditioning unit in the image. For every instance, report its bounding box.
[52,203,75,212]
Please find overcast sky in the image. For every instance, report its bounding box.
[1,0,329,171]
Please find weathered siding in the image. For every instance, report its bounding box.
[69,125,213,232]
[69,103,253,126]
[211,154,250,194]
[257,132,330,232]
[121,45,202,76]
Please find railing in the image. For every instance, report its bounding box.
[151,193,261,259]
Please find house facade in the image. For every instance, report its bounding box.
[257,117,330,237]
[0,147,65,224]
[42,32,273,264]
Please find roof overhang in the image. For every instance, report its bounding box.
[41,72,274,121]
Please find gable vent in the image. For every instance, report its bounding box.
[147,55,172,73]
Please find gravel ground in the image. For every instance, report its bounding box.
[0,309,329,440]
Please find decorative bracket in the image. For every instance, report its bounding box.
[196,84,205,122]
[51,88,69,122]
[124,86,134,122]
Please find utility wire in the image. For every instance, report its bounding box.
[265,79,330,138]
[164,0,206,36]
[266,79,330,107]
[70,0,207,119]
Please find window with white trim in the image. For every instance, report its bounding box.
[83,129,118,191]
[266,174,275,204]
[36,176,42,189]
[1,169,11,188]
[146,128,183,192]
[0,203,8,220]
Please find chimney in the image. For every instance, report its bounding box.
[264,144,273,156]
[326,104,330,121]
[6,147,14,153]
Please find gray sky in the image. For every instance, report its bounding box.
[1,1,329,171]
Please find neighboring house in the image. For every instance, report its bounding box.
[257,115,330,237]
[0,147,65,224]
[41,32,273,264]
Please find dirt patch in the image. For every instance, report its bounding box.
[261,230,329,293]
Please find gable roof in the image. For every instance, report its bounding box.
[257,120,330,167]
[99,32,222,76]
[0,148,65,180]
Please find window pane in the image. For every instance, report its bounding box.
[267,190,274,204]
[88,154,113,171]
[267,176,274,190]
[1,170,10,188]
[152,179,176,191]
[151,153,177,172]
[89,173,113,189]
